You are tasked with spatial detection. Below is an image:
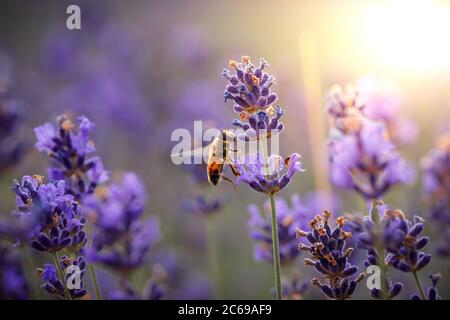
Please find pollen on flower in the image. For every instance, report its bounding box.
[241,55,251,64]
[336,216,346,227]
[252,75,259,86]
[32,174,45,186]
[228,60,238,69]
[61,119,74,131]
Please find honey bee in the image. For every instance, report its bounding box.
[206,129,240,190]
[171,129,240,191]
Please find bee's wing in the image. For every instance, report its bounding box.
[170,144,211,164]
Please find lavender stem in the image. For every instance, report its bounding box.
[88,264,102,300]
[259,136,282,300]
[370,201,389,299]
[52,252,72,300]
[413,271,426,300]
[269,193,282,300]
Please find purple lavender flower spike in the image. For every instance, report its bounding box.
[83,173,160,273]
[38,255,87,299]
[347,201,403,299]
[326,85,414,200]
[382,210,431,273]
[411,273,441,300]
[33,114,109,199]
[0,245,28,299]
[11,175,87,254]
[236,153,305,194]
[421,132,450,257]
[233,105,284,141]
[297,210,365,300]
[222,56,277,116]
[247,195,309,264]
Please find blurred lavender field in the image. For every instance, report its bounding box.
[0,0,449,300]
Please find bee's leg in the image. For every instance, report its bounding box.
[228,163,240,177]
[225,158,240,177]
[221,175,238,192]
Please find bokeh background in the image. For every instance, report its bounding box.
[1,0,449,299]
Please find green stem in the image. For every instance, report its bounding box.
[86,220,103,299]
[413,271,426,300]
[52,252,72,300]
[259,135,282,300]
[88,264,102,300]
[206,217,221,298]
[377,245,389,299]
[269,193,282,300]
[370,201,389,300]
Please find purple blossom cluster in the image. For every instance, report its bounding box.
[247,195,309,264]
[421,132,450,256]
[382,211,431,273]
[222,56,277,115]
[348,200,436,299]
[38,256,87,299]
[83,173,160,273]
[236,153,305,194]
[326,85,414,200]
[34,115,109,199]
[12,176,87,253]
[297,210,365,299]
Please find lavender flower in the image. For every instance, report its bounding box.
[222,56,304,300]
[350,200,436,300]
[38,255,87,299]
[34,115,109,199]
[83,173,160,273]
[297,210,365,299]
[327,85,414,199]
[0,77,25,173]
[382,210,431,273]
[0,244,28,299]
[222,56,277,115]
[411,273,441,300]
[236,153,305,194]
[233,105,284,141]
[247,195,309,264]
[421,132,450,256]
[347,201,403,299]
[11,175,87,253]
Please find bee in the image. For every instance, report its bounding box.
[171,129,240,191]
[206,129,240,190]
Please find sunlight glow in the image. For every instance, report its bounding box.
[362,0,450,73]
